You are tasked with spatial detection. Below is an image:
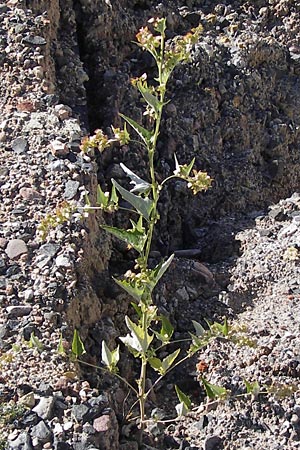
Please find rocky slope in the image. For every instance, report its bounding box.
[0,1,300,449]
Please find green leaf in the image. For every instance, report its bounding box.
[112,179,153,221]
[96,184,109,207]
[201,377,228,400]
[12,343,21,353]
[119,334,140,356]
[186,158,195,176]
[119,113,153,147]
[110,184,118,205]
[131,302,142,318]
[210,318,230,337]
[102,221,147,253]
[161,349,180,374]
[137,81,162,115]
[174,154,195,178]
[154,254,174,283]
[72,330,86,358]
[135,215,144,233]
[120,316,153,355]
[223,317,229,336]
[120,163,151,194]
[188,332,210,355]
[111,347,120,366]
[149,349,180,375]
[148,357,163,373]
[57,334,66,356]
[155,315,174,343]
[148,254,174,290]
[102,341,119,370]
[29,332,44,352]
[114,277,145,302]
[175,385,191,416]
[244,379,260,396]
[192,320,206,337]
[101,341,112,367]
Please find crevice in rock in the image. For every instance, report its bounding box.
[67,3,300,262]
[72,0,98,132]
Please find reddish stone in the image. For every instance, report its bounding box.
[17,100,36,112]
[50,140,69,157]
[19,187,42,201]
[0,238,8,249]
[192,261,214,285]
[93,415,111,432]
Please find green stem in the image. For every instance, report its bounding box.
[144,31,166,265]
[139,358,147,428]
[160,174,178,187]
[138,308,149,429]
[152,337,191,353]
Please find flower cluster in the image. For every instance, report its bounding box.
[131,72,147,87]
[37,201,77,240]
[187,170,212,194]
[111,124,130,145]
[283,246,299,261]
[136,26,161,49]
[125,268,152,286]
[80,129,109,153]
[80,125,130,153]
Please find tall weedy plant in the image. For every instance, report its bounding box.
[74,18,212,428]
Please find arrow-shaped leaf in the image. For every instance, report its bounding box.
[154,315,174,343]
[120,316,153,355]
[175,385,191,416]
[29,332,44,352]
[137,82,162,116]
[201,377,228,400]
[244,379,260,396]
[149,349,180,375]
[192,320,206,337]
[148,356,163,373]
[96,184,109,207]
[120,163,151,194]
[112,179,153,221]
[109,184,118,206]
[148,254,174,290]
[72,330,86,358]
[174,154,195,178]
[161,349,180,374]
[114,277,145,302]
[57,333,66,356]
[153,17,166,34]
[209,318,230,337]
[188,332,211,355]
[154,254,174,283]
[119,113,153,147]
[119,333,141,356]
[102,222,147,253]
[131,301,142,318]
[102,341,119,371]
